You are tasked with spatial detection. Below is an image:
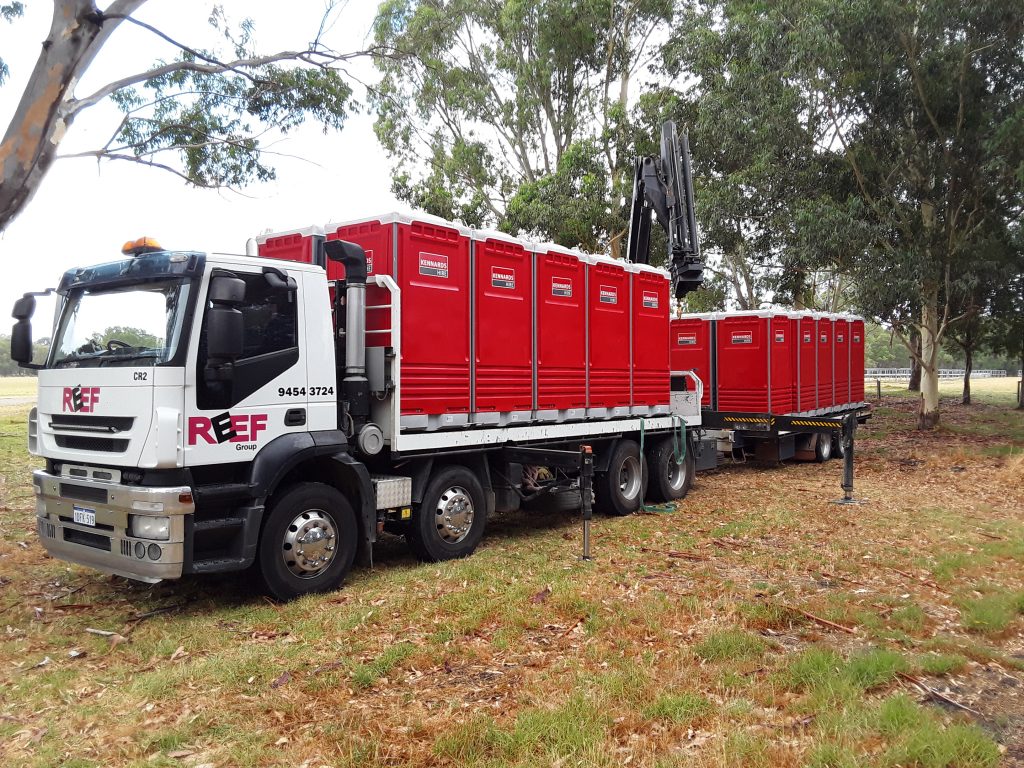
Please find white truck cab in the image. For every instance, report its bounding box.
[19,247,378,598]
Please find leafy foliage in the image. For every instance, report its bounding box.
[0,1,23,85]
[372,0,672,250]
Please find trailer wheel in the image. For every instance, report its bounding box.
[814,433,833,462]
[596,439,647,516]
[408,465,488,562]
[831,432,845,459]
[257,483,358,601]
[646,436,694,503]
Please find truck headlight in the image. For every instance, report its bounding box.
[128,515,170,541]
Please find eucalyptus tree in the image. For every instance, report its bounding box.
[0,1,366,233]
[371,0,672,254]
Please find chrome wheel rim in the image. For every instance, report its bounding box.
[435,486,474,544]
[619,455,642,500]
[281,508,337,578]
[667,455,686,491]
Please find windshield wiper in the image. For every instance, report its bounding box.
[98,350,163,366]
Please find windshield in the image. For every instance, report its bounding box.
[49,280,192,368]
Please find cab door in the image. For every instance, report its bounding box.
[184,265,310,466]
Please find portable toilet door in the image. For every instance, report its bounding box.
[833,314,851,407]
[816,314,835,413]
[715,311,771,413]
[670,315,713,408]
[630,263,671,415]
[850,317,866,404]
[586,255,631,417]
[797,314,817,413]
[471,230,533,425]
[534,243,587,421]
[769,313,799,414]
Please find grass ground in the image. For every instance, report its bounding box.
[0,378,1022,767]
[0,375,37,397]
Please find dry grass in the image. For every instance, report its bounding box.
[0,388,1022,767]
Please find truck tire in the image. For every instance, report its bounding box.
[814,433,833,462]
[832,433,846,459]
[408,465,488,562]
[595,439,647,516]
[257,483,358,601]
[645,435,694,503]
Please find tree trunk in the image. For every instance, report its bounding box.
[908,330,922,392]
[918,290,941,429]
[0,1,141,233]
[962,343,972,405]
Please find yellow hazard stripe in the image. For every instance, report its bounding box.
[789,420,840,428]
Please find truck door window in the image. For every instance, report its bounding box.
[197,271,300,409]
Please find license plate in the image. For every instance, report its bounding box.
[72,506,96,527]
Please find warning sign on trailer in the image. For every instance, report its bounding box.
[642,291,659,309]
[677,333,697,346]
[599,286,618,304]
[551,277,573,297]
[365,249,375,274]
[418,252,449,278]
[491,267,515,289]
[732,331,753,344]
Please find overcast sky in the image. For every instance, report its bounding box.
[0,1,400,324]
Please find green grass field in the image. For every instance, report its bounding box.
[0,378,1021,766]
[0,375,37,397]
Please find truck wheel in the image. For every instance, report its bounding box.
[814,433,833,462]
[257,483,358,601]
[646,436,694,503]
[408,465,488,562]
[831,433,846,459]
[595,439,647,516]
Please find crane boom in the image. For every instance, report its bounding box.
[626,121,704,298]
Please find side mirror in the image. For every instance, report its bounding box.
[12,294,36,320]
[207,307,244,360]
[11,320,32,364]
[204,274,245,382]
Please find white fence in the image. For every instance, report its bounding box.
[865,368,1011,380]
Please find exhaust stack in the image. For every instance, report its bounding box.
[324,240,375,448]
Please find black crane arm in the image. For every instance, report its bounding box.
[626,121,704,298]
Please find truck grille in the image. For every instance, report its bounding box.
[63,527,110,551]
[50,414,135,432]
[54,435,130,453]
[59,483,108,504]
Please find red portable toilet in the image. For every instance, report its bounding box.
[715,311,798,414]
[770,312,799,414]
[670,314,712,407]
[586,255,631,417]
[816,314,834,412]
[850,317,866,403]
[325,216,394,278]
[630,263,671,414]
[324,212,472,429]
[256,226,324,265]
[535,243,587,421]
[796,314,817,413]
[833,314,851,407]
[472,230,533,424]
[715,312,772,412]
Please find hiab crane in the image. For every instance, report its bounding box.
[10,123,863,601]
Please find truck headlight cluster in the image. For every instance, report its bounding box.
[128,515,170,541]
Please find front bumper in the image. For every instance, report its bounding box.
[34,468,194,583]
